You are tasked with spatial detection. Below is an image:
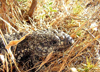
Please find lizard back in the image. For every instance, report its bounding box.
[0,29,74,71]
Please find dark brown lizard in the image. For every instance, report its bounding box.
[0,29,74,71]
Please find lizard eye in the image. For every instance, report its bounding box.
[68,41,72,45]
[53,40,57,44]
[50,40,57,45]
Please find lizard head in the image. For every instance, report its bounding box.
[34,29,74,54]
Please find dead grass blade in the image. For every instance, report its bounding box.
[5,33,29,49]
[0,29,7,45]
[36,51,53,72]
[0,54,5,72]
[71,21,87,37]
[68,35,100,65]
[0,17,18,32]
[58,60,66,72]
[5,33,30,72]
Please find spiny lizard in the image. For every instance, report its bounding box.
[0,29,74,71]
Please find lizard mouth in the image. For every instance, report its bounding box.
[54,44,72,52]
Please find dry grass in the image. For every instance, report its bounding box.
[0,0,100,72]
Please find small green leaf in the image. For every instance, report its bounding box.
[43,5,46,8]
[49,2,53,5]
[51,10,57,12]
[84,68,89,72]
[49,7,53,10]
[17,0,21,1]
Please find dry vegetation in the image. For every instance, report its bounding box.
[0,0,100,72]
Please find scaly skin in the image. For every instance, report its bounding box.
[0,29,74,71]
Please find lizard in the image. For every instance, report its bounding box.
[0,29,74,71]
